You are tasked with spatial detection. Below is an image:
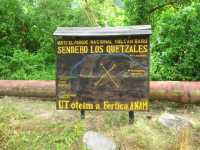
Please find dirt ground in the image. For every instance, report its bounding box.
[0,96,199,150]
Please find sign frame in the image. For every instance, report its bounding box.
[54,26,151,112]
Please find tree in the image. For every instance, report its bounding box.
[0,0,28,49]
[124,0,195,25]
[124,0,149,25]
[151,3,200,80]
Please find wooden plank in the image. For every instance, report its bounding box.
[53,26,152,36]
[0,81,200,103]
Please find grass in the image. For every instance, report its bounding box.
[6,123,84,150]
[0,97,199,150]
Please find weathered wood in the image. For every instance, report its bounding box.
[0,80,56,98]
[0,80,199,103]
[128,111,134,124]
[81,109,85,119]
[55,25,151,111]
[53,26,152,36]
[150,81,200,103]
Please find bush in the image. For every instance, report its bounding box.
[0,49,55,80]
[0,0,29,49]
[0,0,126,80]
[0,0,90,80]
[151,3,200,80]
[124,0,149,25]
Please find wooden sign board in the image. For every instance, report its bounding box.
[54,26,151,111]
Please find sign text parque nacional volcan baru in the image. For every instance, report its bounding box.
[54,26,151,111]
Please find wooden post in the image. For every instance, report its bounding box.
[80,109,85,119]
[128,111,134,124]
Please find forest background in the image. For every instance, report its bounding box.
[0,0,200,81]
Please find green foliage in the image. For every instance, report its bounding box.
[0,0,87,80]
[124,0,149,25]
[105,112,128,128]
[151,3,200,80]
[0,48,55,79]
[80,0,125,26]
[0,101,85,150]
[0,123,10,150]
[0,0,125,80]
[0,0,27,48]
[7,123,84,150]
[0,0,200,80]
[0,104,33,149]
[0,105,32,122]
